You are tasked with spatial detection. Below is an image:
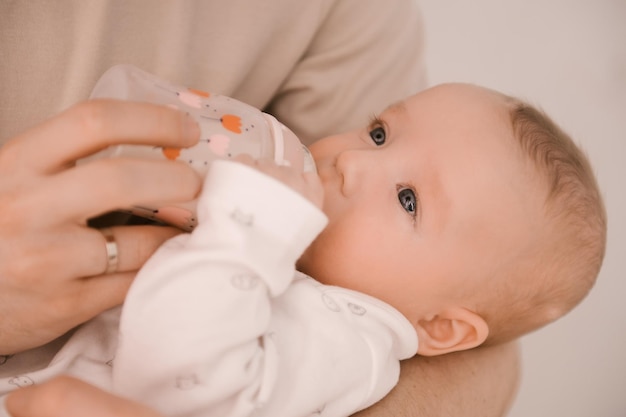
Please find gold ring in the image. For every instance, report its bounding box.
[100,228,119,274]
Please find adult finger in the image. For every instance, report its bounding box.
[0,99,200,175]
[0,266,131,354]
[7,226,181,282]
[88,225,181,277]
[25,158,201,226]
[5,375,163,417]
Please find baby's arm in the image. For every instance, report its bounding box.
[112,160,326,416]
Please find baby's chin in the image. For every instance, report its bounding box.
[295,246,325,282]
[295,251,312,276]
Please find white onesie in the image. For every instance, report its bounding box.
[0,161,418,417]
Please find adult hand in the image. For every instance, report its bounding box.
[0,100,201,354]
[5,376,163,417]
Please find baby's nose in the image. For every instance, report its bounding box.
[336,149,370,197]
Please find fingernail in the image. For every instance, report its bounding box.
[183,114,201,142]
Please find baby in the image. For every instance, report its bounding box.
[0,83,606,417]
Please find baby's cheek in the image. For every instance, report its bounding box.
[300,224,363,287]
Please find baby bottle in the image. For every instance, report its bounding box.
[82,64,315,231]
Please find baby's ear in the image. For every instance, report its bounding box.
[415,308,489,356]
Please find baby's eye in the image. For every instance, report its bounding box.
[398,187,417,217]
[368,117,387,146]
[369,126,386,146]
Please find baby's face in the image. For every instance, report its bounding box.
[297,83,547,327]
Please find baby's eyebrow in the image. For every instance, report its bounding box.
[384,100,407,115]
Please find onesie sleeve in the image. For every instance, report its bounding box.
[112,160,327,416]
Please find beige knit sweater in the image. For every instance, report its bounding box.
[1,0,426,145]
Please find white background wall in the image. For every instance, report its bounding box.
[418,1,625,416]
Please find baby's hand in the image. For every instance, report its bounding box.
[233,155,324,210]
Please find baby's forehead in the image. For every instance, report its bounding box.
[399,84,512,125]
[398,84,515,140]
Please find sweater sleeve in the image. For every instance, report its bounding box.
[112,160,327,417]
